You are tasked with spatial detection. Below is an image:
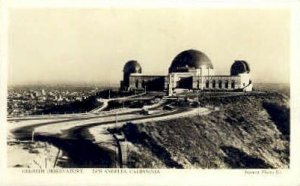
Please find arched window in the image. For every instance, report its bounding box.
[231,81,235,89]
[135,79,139,88]
[225,80,229,89]
[212,80,216,88]
[205,80,209,88]
[218,80,222,88]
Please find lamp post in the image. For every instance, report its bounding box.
[201,67,204,91]
[198,102,201,116]
[31,131,35,143]
[115,111,118,127]
[115,111,118,168]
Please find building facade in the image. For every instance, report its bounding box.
[120,49,253,95]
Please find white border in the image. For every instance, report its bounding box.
[1,0,300,186]
[0,0,8,184]
[7,0,292,8]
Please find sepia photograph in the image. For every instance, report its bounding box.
[1,0,300,185]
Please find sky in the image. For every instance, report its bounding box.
[8,8,290,86]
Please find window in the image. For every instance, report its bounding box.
[206,80,209,88]
[212,80,216,88]
[231,81,235,89]
[135,80,139,88]
[225,80,229,89]
[218,80,222,88]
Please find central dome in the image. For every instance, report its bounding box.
[169,49,213,73]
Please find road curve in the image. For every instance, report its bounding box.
[10,107,210,168]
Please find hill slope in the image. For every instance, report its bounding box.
[118,92,289,168]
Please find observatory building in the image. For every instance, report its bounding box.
[120,49,253,95]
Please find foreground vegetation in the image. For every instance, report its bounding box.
[118,92,289,168]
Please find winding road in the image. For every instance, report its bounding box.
[8,99,210,168]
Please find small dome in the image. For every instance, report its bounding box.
[230,60,250,76]
[169,49,213,73]
[123,60,142,74]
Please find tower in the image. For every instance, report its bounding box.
[121,60,142,91]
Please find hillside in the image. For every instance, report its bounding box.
[117,92,289,168]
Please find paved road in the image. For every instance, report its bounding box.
[10,109,143,140]
[9,105,210,168]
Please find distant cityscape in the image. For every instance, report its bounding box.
[7,86,102,116]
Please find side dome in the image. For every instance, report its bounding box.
[123,60,142,74]
[230,60,250,76]
[169,49,213,73]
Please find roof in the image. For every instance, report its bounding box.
[169,49,213,73]
[130,74,167,77]
[230,60,250,75]
[123,60,142,74]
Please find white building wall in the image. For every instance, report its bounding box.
[126,68,252,94]
[189,66,215,76]
[192,76,241,90]
[239,73,252,91]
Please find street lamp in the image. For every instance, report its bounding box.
[32,131,35,142]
